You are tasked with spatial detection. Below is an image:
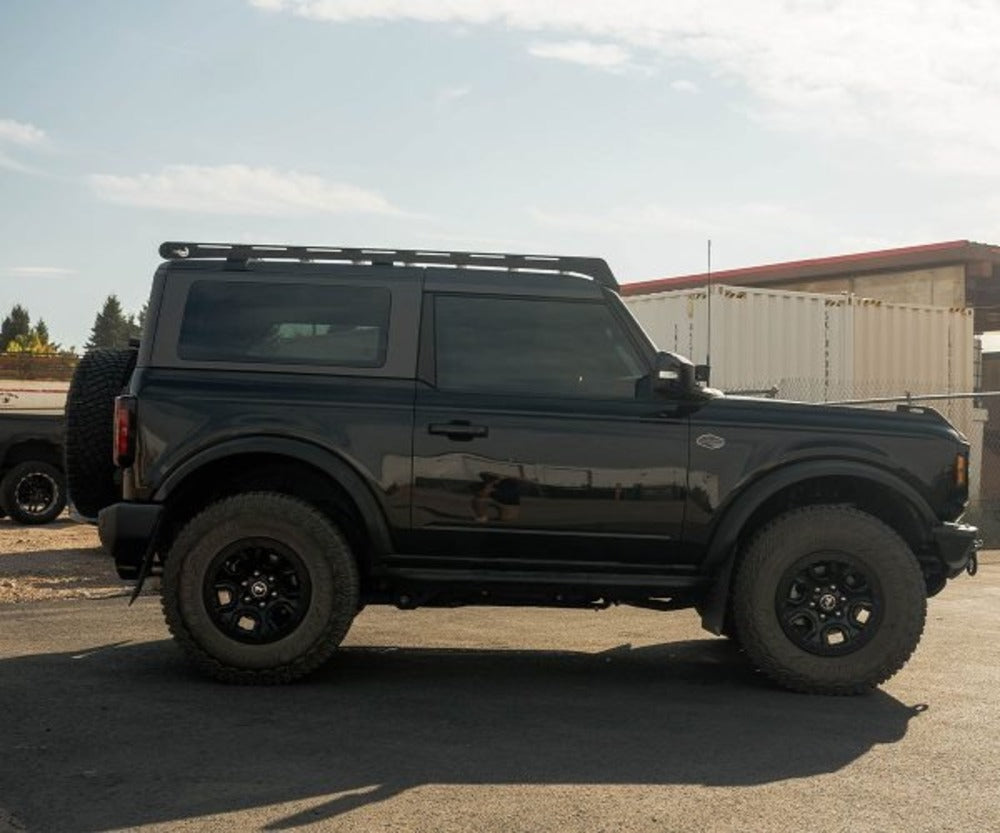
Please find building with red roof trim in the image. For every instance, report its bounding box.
[622,240,1000,333]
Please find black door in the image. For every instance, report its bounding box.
[407,292,691,572]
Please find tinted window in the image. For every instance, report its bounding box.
[178,281,390,366]
[435,295,645,398]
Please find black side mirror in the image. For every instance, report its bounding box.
[652,351,696,397]
[694,364,710,384]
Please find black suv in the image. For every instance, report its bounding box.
[82,241,979,693]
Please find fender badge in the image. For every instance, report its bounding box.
[696,433,726,450]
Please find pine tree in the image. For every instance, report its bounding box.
[0,304,31,351]
[85,295,134,350]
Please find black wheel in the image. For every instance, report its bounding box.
[162,492,359,684]
[733,506,926,695]
[0,461,67,525]
[64,347,137,518]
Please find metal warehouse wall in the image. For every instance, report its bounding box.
[778,264,967,308]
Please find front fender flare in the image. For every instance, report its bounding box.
[698,459,937,634]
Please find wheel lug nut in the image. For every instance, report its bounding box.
[820,614,827,620]
[829,584,836,590]
[259,602,266,608]
[809,602,816,608]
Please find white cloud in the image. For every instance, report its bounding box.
[88,164,407,217]
[6,266,76,277]
[0,118,48,174]
[435,85,472,108]
[249,0,1000,176]
[670,79,699,94]
[529,40,630,70]
[0,119,47,147]
[0,152,37,175]
[529,204,707,237]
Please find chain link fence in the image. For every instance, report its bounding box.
[724,378,1000,545]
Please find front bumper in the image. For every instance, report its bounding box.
[98,502,163,580]
[932,521,980,577]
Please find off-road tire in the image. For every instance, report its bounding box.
[64,347,137,518]
[733,505,926,695]
[0,461,67,525]
[162,492,359,684]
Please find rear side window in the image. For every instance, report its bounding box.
[178,281,391,366]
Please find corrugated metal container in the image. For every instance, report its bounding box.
[623,283,973,409]
[624,285,853,395]
[849,296,973,391]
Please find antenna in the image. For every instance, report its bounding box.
[706,239,712,376]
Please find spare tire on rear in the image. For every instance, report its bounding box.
[64,347,137,519]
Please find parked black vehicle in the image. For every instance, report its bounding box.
[83,241,979,693]
[0,410,67,524]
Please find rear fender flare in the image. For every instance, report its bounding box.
[153,436,394,556]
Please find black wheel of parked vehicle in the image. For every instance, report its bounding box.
[64,347,137,519]
[0,461,67,525]
[162,492,359,684]
[732,505,926,695]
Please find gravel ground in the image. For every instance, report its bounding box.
[0,518,125,604]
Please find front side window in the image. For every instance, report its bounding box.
[434,295,645,398]
[178,281,390,366]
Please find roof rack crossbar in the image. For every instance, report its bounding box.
[158,241,618,290]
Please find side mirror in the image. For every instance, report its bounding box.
[694,364,710,384]
[652,351,696,397]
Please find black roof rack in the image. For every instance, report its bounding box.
[158,241,618,291]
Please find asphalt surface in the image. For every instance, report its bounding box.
[0,562,998,833]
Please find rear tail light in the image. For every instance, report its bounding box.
[113,395,137,467]
[955,452,968,488]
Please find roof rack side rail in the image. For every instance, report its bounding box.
[158,241,619,291]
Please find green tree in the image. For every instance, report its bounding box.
[7,318,61,354]
[86,295,134,350]
[0,304,31,351]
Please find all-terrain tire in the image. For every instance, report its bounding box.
[0,460,67,524]
[64,347,137,518]
[732,505,926,695]
[161,492,360,684]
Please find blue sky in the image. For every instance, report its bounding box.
[2,0,999,350]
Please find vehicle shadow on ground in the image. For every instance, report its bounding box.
[0,637,925,831]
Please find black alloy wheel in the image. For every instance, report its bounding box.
[14,471,59,517]
[732,505,927,695]
[777,555,882,656]
[0,461,67,525]
[204,538,313,644]
[162,492,359,684]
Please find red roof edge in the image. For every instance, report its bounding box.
[621,239,974,296]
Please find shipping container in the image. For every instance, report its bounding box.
[622,284,974,430]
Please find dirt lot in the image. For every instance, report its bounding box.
[0,518,124,604]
